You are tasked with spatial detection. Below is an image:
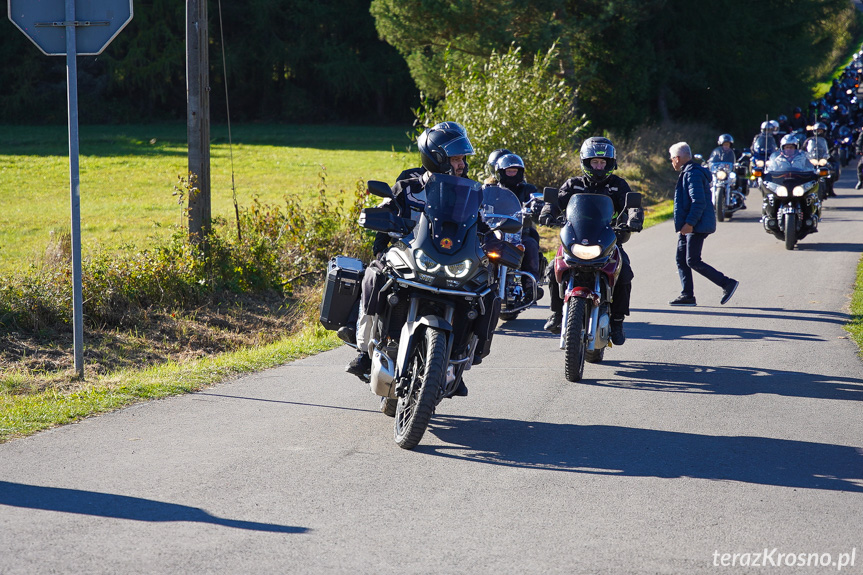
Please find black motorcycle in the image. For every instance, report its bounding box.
[481,188,548,321]
[754,152,826,250]
[342,174,521,449]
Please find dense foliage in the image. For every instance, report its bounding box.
[0,0,416,124]
[415,45,589,188]
[373,0,861,136]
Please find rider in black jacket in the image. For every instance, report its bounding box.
[539,137,638,345]
[346,123,496,390]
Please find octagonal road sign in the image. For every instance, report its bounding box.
[8,0,133,56]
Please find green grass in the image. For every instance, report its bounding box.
[0,124,417,273]
[847,255,863,358]
[0,324,342,442]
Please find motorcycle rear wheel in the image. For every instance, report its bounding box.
[564,299,589,382]
[394,328,446,449]
[783,212,797,251]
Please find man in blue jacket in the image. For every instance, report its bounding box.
[668,142,739,306]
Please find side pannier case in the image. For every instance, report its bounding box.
[319,256,365,331]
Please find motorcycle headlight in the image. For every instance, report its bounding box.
[570,244,602,260]
[791,186,805,197]
[716,170,728,180]
[818,158,828,167]
[755,159,765,167]
[444,259,472,278]
[415,249,441,272]
[775,186,790,197]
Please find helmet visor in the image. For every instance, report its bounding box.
[440,135,475,158]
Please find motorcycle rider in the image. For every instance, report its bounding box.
[345,123,497,390]
[762,134,818,233]
[393,121,469,182]
[802,122,837,198]
[789,107,807,131]
[489,152,543,300]
[483,148,513,184]
[751,121,778,158]
[708,134,746,209]
[856,127,863,190]
[538,136,641,345]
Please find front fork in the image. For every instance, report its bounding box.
[558,274,602,351]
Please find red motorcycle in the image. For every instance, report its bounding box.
[544,190,641,382]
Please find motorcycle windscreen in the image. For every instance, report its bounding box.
[563,193,617,259]
[480,185,523,232]
[423,173,482,255]
[764,152,819,180]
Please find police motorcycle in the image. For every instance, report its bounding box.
[542,187,642,382]
[482,188,548,321]
[753,146,826,250]
[348,174,522,449]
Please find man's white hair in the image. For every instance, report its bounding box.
[669,142,692,159]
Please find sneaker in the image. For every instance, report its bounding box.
[669,295,697,306]
[336,326,356,345]
[544,312,562,334]
[856,181,862,190]
[345,352,371,378]
[610,320,626,346]
[720,279,739,305]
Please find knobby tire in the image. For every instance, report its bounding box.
[394,328,446,449]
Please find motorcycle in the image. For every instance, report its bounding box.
[753,152,826,250]
[708,160,745,222]
[803,135,839,198]
[352,174,522,449]
[542,188,642,382]
[481,188,548,321]
[834,125,854,167]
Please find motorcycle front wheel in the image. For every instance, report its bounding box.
[564,298,589,382]
[783,212,797,251]
[394,327,446,449]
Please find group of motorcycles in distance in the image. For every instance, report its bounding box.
[702,52,863,250]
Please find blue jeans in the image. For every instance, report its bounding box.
[676,233,730,297]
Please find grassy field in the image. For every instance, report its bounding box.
[0,124,417,273]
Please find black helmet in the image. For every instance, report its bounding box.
[793,106,802,115]
[495,153,525,190]
[486,148,513,176]
[418,124,475,175]
[432,121,467,135]
[717,133,734,145]
[580,137,617,183]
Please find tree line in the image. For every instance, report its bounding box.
[0,0,859,136]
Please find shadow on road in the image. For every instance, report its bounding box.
[630,305,849,329]
[584,360,863,402]
[421,417,863,492]
[0,481,310,533]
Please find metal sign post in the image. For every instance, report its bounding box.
[8,0,133,378]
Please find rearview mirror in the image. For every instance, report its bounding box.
[542,187,558,204]
[367,180,394,199]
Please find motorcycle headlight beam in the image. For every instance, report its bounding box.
[570,244,602,260]
[715,170,728,180]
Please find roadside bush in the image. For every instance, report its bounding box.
[414,44,589,188]
[0,180,374,334]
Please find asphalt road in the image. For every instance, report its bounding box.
[2,168,862,574]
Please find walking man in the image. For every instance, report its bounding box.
[668,142,739,306]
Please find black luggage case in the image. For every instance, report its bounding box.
[319,256,365,331]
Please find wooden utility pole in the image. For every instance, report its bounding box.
[186,0,211,243]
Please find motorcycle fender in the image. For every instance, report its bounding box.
[564,286,600,306]
[395,316,453,380]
